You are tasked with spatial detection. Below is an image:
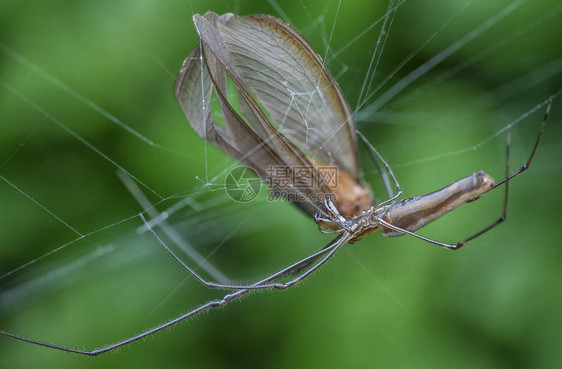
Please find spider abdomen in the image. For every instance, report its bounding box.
[381,171,495,237]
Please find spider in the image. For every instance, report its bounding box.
[0,11,552,356]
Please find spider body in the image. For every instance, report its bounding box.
[316,170,496,243]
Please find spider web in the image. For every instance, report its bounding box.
[1,0,561,365]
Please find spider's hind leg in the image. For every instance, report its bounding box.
[456,100,551,247]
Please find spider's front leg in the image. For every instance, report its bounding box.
[314,198,349,233]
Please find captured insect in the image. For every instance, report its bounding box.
[0,11,551,356]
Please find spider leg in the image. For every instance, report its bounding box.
[0,233,350,355]
[454,100,550,247]
[143,212,349,290]
[266,233,350,290]
[377,100,550,250]
[125,172,346,292]
[290,185,345,226]
[490,100,550,189]
[118,170,231,284]
[0,288,253,356]
[355,129,402,206]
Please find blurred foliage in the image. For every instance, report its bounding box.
[1,0,561,368]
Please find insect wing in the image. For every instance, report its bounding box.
[211,13,360,181]
[176,13,337,217]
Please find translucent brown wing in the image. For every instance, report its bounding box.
[212,13,360,180]
[175,12,372,217]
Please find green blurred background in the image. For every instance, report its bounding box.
[1,0,561,368]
